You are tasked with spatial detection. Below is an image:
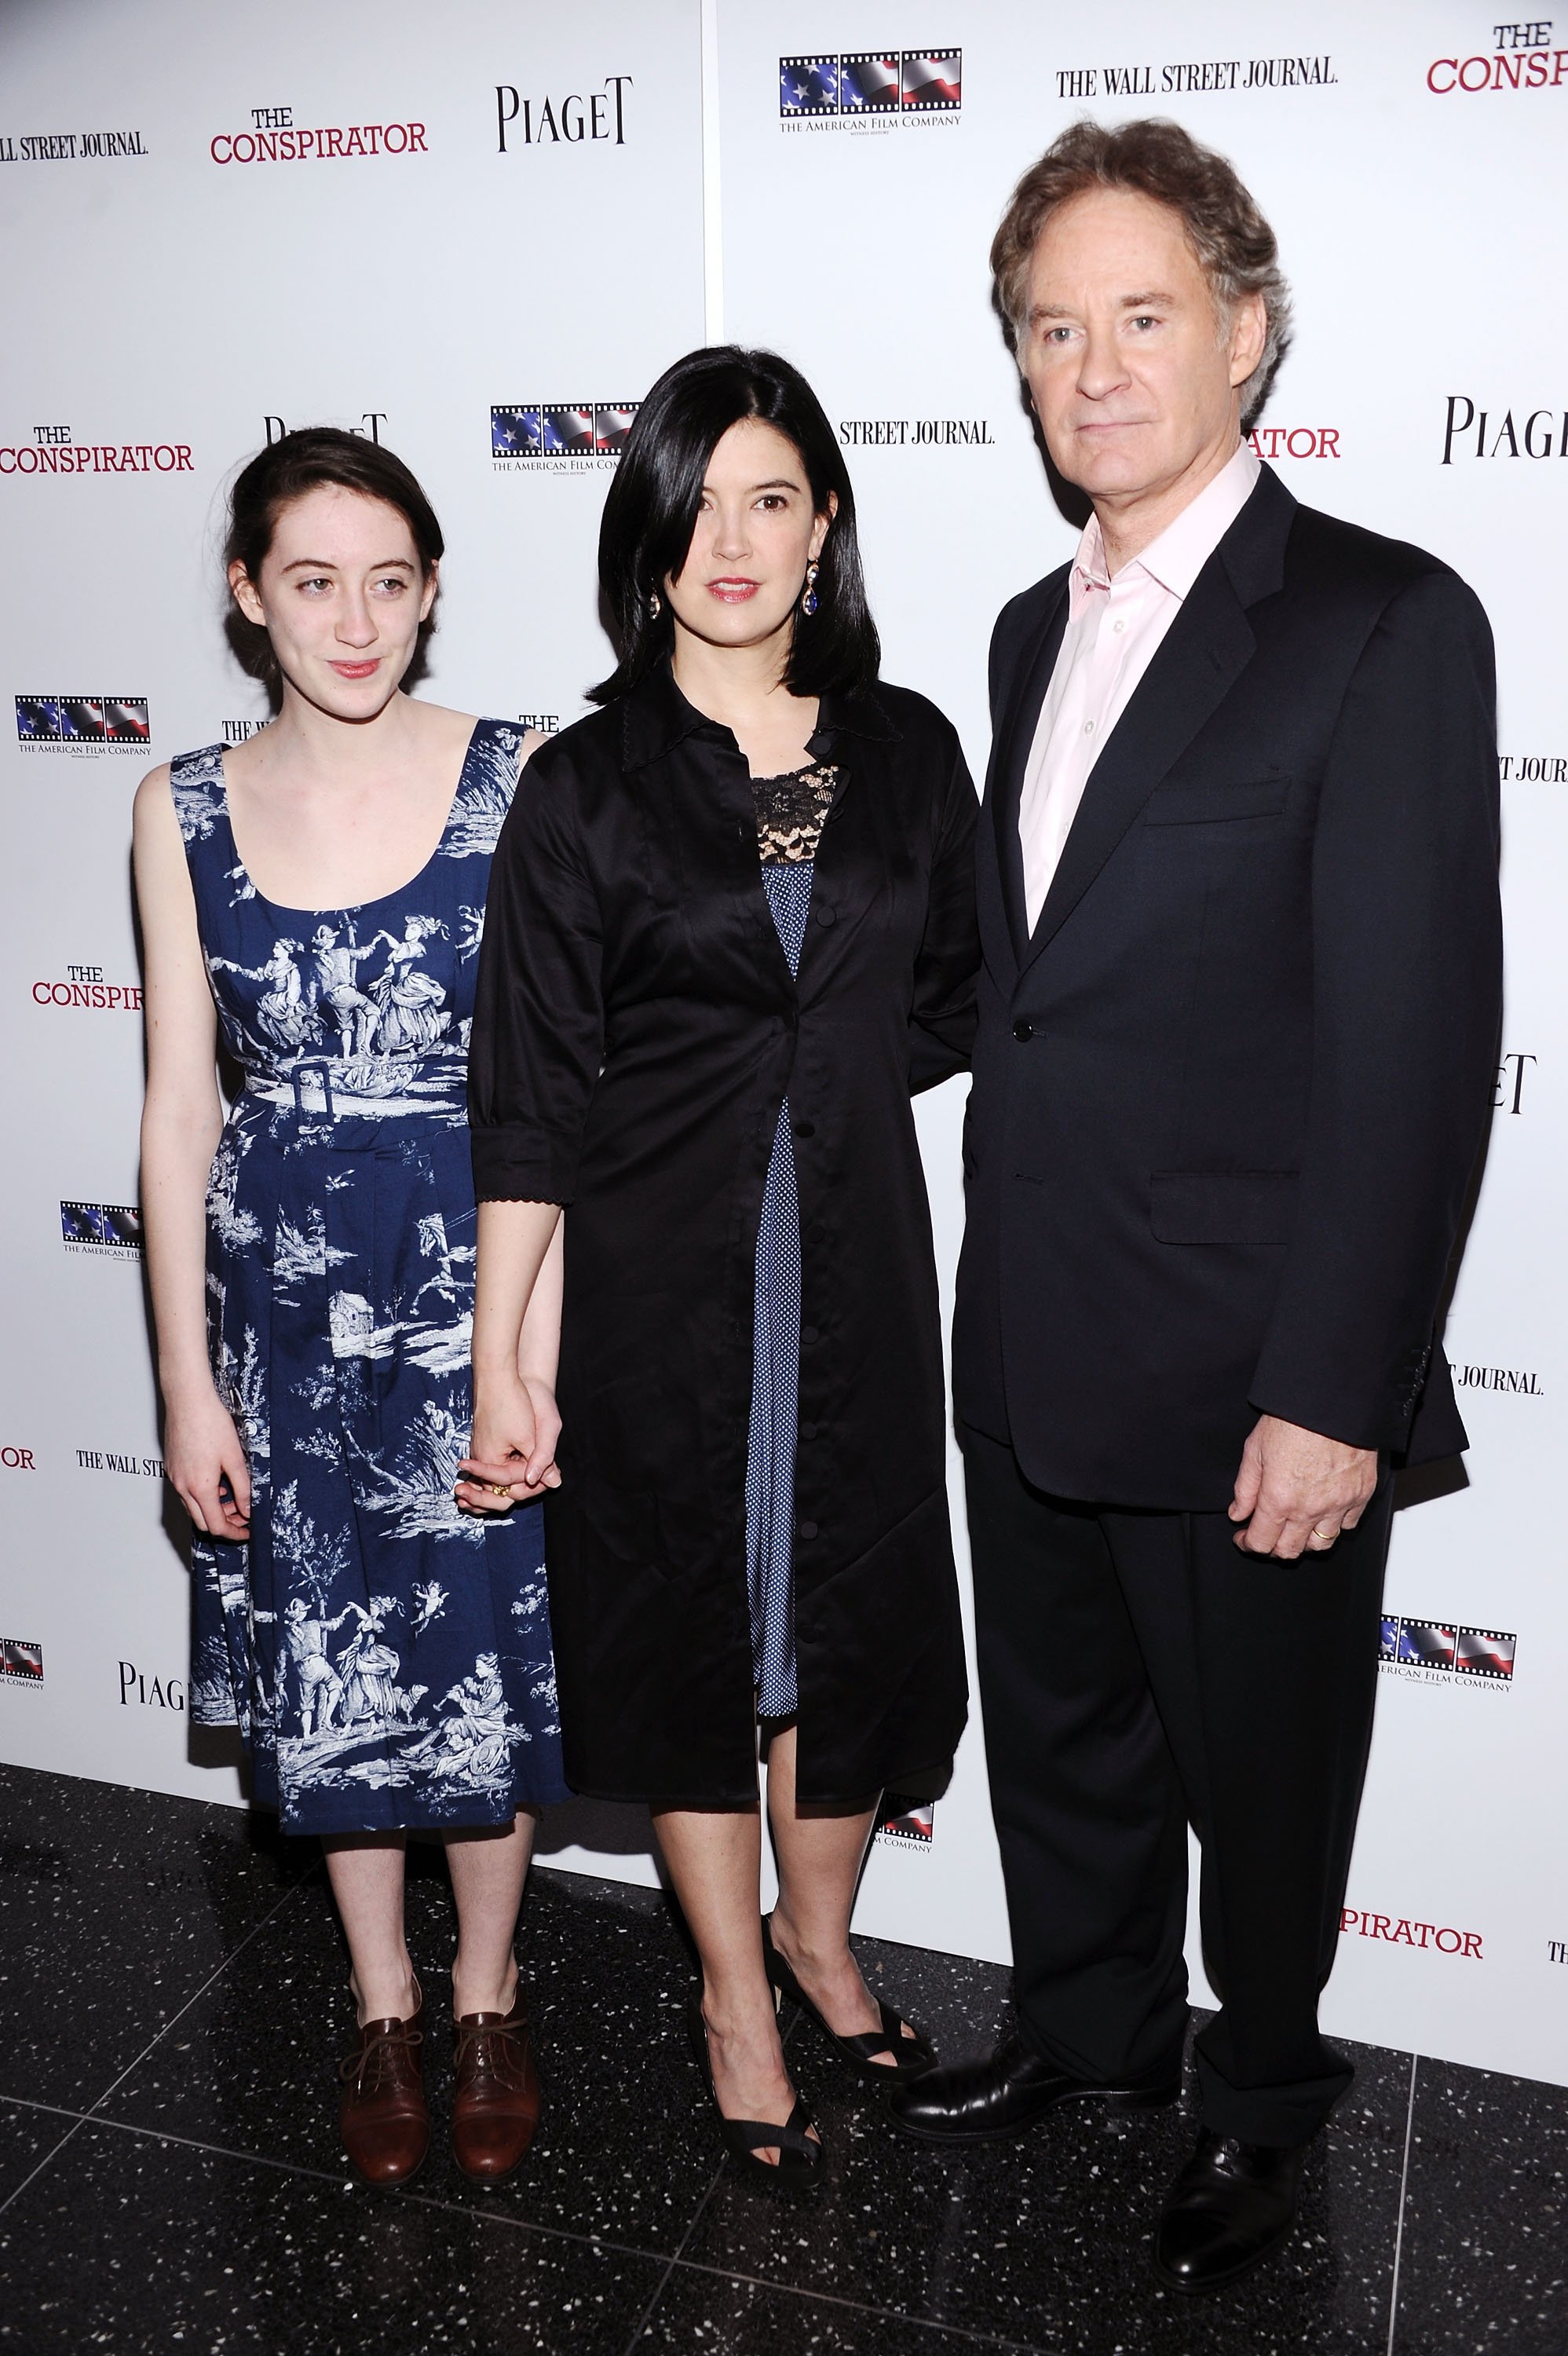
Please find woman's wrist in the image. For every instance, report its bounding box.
[160,1357,217,1411]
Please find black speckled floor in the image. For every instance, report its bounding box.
[0,1765,1561,2354]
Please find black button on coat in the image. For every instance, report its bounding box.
[470,667,978,1804]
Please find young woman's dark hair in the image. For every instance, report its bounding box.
[590,346,879,704]
[223,426,445,688]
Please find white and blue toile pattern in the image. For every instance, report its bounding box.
[174,719,568,1834]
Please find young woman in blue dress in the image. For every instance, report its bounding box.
[134,429,568,2187]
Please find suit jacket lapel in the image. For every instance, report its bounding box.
[987,582,1069,968]
[1020,526,1271,976]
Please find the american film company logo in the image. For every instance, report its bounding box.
[491,404,640,473]
[780,53,961,132]
[2,425,192,477]
[61,1201,141,1258]
[875,1794,934,1849]
[1427,20,1568,93]
[16,697,149,754]
[1380,1615,1517,1690]
[210,105,426,165]
[0,1641,43,1687]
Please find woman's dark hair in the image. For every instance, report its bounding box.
[223,426,445,690]
[590,346,879,704]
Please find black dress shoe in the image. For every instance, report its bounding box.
[1153,2127,1304,2292]
[888,2032,1180,2145]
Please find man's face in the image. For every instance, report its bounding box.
[1019,186,1264,507]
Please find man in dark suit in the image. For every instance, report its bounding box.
[889,119,1502,2293]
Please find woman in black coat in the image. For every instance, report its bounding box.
[459,346,977,2175]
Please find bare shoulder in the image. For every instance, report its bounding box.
[132,761,176,836]
[408,697,482,754]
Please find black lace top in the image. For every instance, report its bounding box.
[750,762,839,865]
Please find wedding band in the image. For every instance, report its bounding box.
[1311,1523,1336,1542]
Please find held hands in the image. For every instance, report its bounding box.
[456,1370,563,1514]
[164,1383,252,1542]
[1229,1413,1378,1560]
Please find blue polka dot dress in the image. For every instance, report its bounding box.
[746,763,838,1719]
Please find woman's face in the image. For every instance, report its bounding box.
[664,419,833,658]
[229,485,436,721]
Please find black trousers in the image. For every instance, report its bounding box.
[961,1423,1394,2146]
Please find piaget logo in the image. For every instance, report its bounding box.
[1442,395,1568,461]
[495,76,632,151]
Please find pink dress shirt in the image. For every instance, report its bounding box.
[1018,442,1261,932]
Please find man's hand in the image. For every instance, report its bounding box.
[1228,1414,1378,1560]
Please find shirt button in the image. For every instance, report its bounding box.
[1083,720,1095,736]
[1013,1019,1034,1042]
[796,1520,818,1542]
[1113,619,1126,633]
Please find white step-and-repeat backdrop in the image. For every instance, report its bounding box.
[2,0,1564,2086]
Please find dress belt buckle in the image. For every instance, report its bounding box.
[291,1061,336,1119]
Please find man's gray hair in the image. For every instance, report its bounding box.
[991,117,1292,428]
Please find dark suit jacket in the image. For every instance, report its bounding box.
[952,465,1503,1509]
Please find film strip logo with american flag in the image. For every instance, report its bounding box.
[780,52,961,117]
[1380,1616,1516,1683]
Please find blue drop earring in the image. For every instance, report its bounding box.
[800,562,820,619]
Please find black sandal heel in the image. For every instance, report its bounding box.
[762,1914,935,2084]
[685,1999,821,2179]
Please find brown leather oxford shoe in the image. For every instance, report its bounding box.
[338,1984,429,2186]
[451,1982,541,2182]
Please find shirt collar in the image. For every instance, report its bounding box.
[1072,440,1261,602]
[621,660,897,770]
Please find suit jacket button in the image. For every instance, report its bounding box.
[1012,1019,1034,1042]
[797,1520,818,1542]
[814,904,836,926]
[800,1421,818,1440]
[801,1325,820,1346]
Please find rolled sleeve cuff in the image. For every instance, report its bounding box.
[470,1124,576,1206]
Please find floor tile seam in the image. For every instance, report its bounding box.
[1386,2050,1420,2356]
[3,2103,715,2276]
[624,2003,813,2349]
[620,2166,726,2355]
[660,2254,1047,2353]
[0,2115,89,2221]
[79,1871,314,2122]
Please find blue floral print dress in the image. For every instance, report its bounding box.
[172,719,568,1835]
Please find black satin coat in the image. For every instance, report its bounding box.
[470,666,978,1802]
